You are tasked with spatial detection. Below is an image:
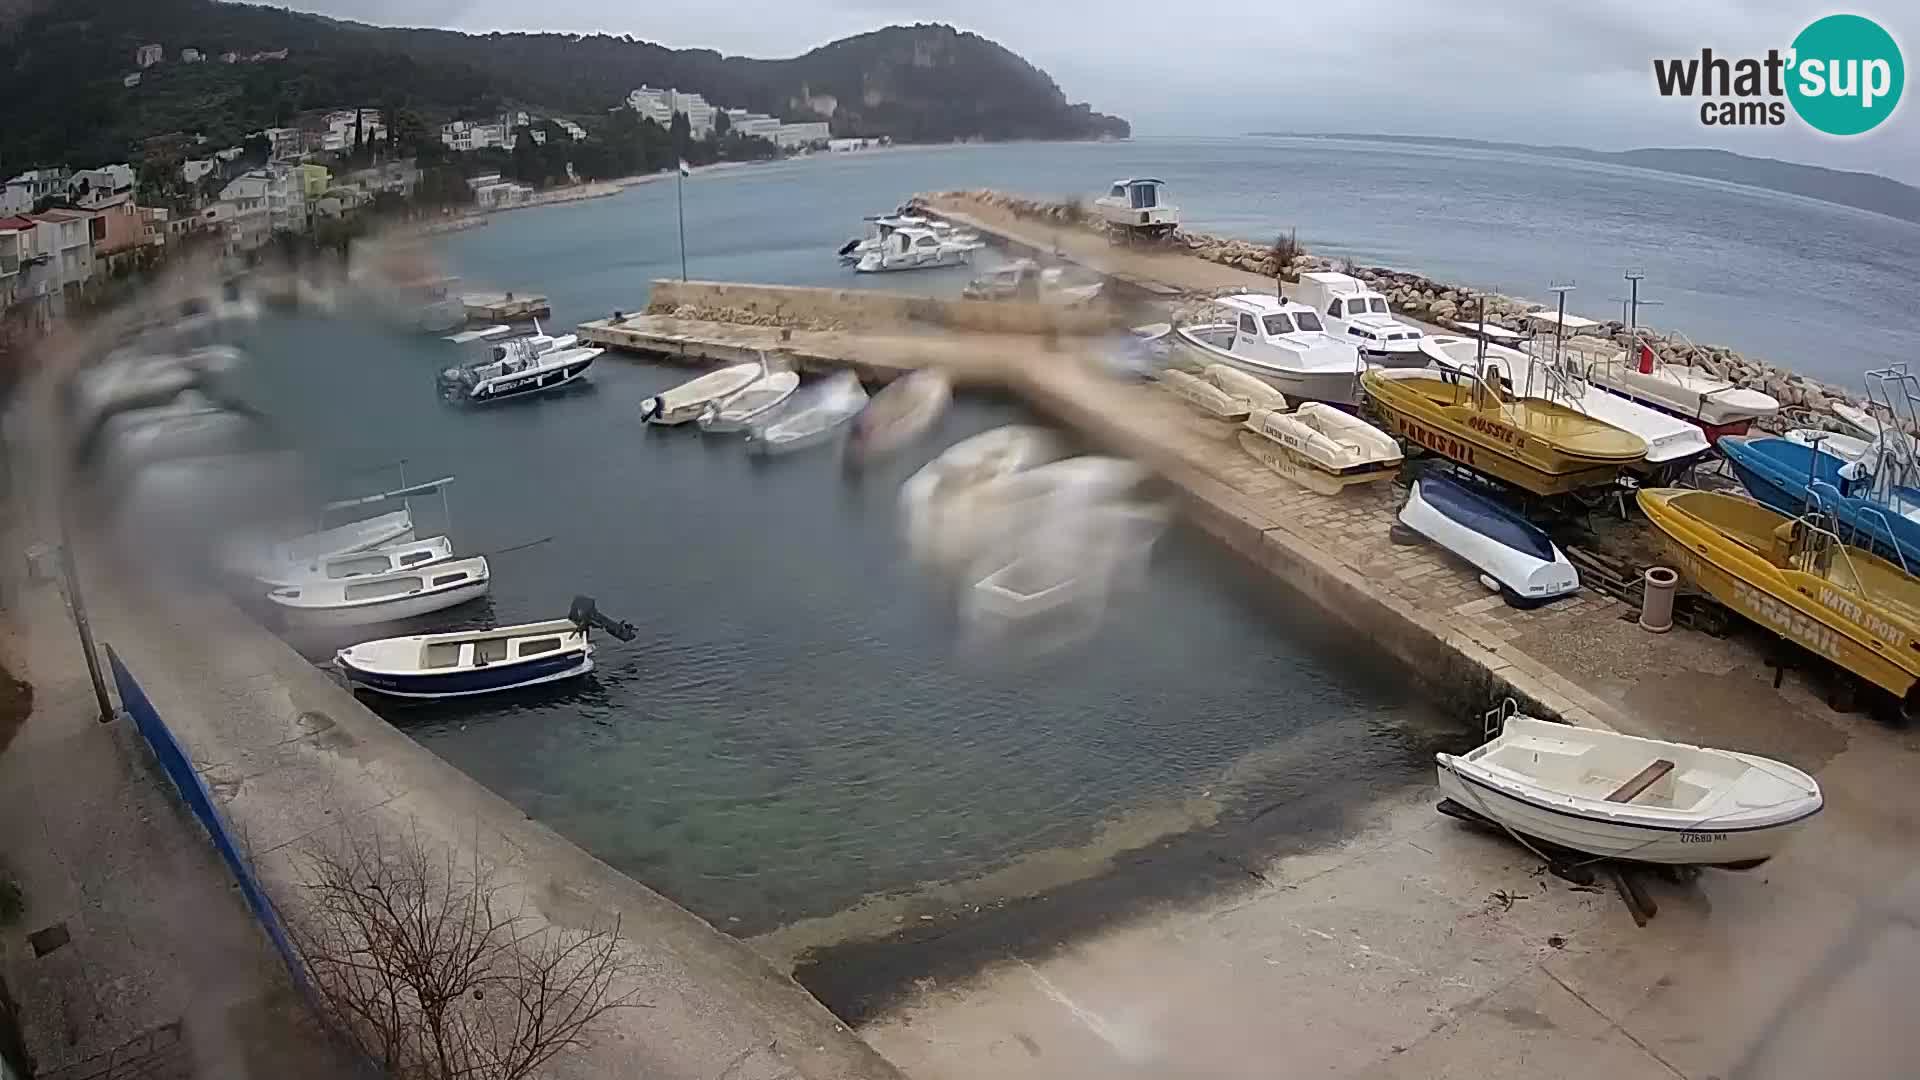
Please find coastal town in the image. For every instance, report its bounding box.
[3,4,1919,1080]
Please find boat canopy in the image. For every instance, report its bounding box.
[1523,311,1601,332]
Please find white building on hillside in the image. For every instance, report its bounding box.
[68,164,136,211]
[627,86,673,126]
[136,44,163,68]
[182,48,203,62]
[321,109,387,152]
[181,159,216,185]
[1,168,71,214]
[440,119,510,153]
[772,122,831,149]
[556,119,587,141]
[725,108,781,138]
[627,86,716,136]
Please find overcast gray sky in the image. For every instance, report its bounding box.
[278,0,1918,181]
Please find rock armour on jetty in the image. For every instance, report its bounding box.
[923,189,1888,437]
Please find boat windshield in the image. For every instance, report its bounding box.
[1286,311,1325,333]
[1369,298,1390,314]
[1262,314,1296,336]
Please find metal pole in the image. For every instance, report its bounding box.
[55,514,114,724]
[676,168,688,282]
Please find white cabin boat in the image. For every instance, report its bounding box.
[1240,405,1402,493]
[257,536,456,588]
[267,555,490,627]
[745,372,869,455]
[1173,294,1365,406]
[1586,346,1780,439]
[839,215,980,264]
[1093,178,1179,243]
[1436,713,1822,868]
[1419,336,1711,469]
[439,328,599,404]
[641,363,763,425]
[698,370,800,433]
[854,225,979,273]
[847,370,952,462]
[1293,272,1425,364]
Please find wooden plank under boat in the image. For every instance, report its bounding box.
[1638,488,1920,699]
[1361,367,1646,496]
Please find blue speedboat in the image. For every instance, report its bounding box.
[1718,436,1920,570]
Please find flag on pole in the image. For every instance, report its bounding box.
[1637,341,1657,374]
[678,159,692,178]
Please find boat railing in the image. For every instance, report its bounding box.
[1482,697,1521,742]
[1809,481,1910,577]
[1789,508,1902,591]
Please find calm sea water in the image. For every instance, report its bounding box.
[441,136,1920,388]
[239,136,1914,934]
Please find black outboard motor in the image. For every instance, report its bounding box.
[568,595,638,642]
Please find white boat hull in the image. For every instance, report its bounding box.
[346,653,593,699]
[1174,328,1361,407]
[642,364,763,425]
[1435,764,1810,867]
[275,577,490,627]
[1398,477,1578,605]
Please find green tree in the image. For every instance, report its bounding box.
[668,110,691,161]
[713,109,731,137]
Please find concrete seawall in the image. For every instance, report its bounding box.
[87,564,904,1080]
[645,278,1121,337]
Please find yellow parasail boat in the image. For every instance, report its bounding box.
[1361,366,1646,496]
[1639,488,1920,702]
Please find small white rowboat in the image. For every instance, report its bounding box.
[1436,715,1821,869]
[1156,369,1251,421]
[1204,365,1290,412]
[698,370,800,433]
[641,363,763,425]
[848,369,952,463]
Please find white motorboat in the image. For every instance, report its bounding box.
[854,225,979,273]
[1155,369,1251,421]
[1397,474,1577,606]
[699,370,800,433]
[1436,713,1822,868]
[438,330,599,404]
[1239,405,1401,494]
[838,214,981,264]
[1293,271,1425,365]
[1203,365,1290,411]
[267,555,490,627]
[917,456,1153,576]
[847,369,952,463]
[1419,336,1711,470]
[258,536,455,588]
[745,372,870,455]
[900,425,1068,568]
[1093,178,1179,243]
[640,363,763,425]
[1586,344,1780,439]
[334,596,638,700]
[1173,294,1365,406]
[1782,428,1873,462]
[224,508,416,583]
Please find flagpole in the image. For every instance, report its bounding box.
[676,165,688,282]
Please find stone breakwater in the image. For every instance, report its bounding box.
[646,301,848,333]
[925,189,1886,436]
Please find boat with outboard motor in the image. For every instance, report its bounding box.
[334,595,637,699]
[1173,294,1365,406]
[699,369,800,433]
[1398,473,1579,606]
[641,362,763,425]
[1640,487,1920,706]
[1361,364,1647,496]
[439,323,599,404]
[1436,709,1821,869]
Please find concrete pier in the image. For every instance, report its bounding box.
[463,291,552,322]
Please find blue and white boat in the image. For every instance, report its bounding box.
[1398,473,1579,607]
[334,596,637,700]
[1718,435,1920,571]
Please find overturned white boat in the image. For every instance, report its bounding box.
[267,555,490,627]
[1239,405,1401,494]
[699,369,800,433]
[641,363,763,425]
[1156,369,1251,421]
[1204,365,1290,412]
[848,369,952,463]
[1436,714,1822,869]
[1398,474,1577,607]
[335,596,637,700]
[1174,294,1364,406]
[745,372,869,455]
[258,536,455,588]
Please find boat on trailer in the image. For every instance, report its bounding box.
[1639,487,1920,706]
[1362,365,1646,497]
[1436,711,1822,869]
[1173,294,1365,407]
[1093,179,1179,245]
[1585,343,1779,442]
[267,556,490,627]
[1398,473,1579,606]
[1239,405,1401,495]
[334,596,638,700]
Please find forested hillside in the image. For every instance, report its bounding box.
[0,0,1128,168]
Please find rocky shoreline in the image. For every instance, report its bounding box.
[924,189,1884,435]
